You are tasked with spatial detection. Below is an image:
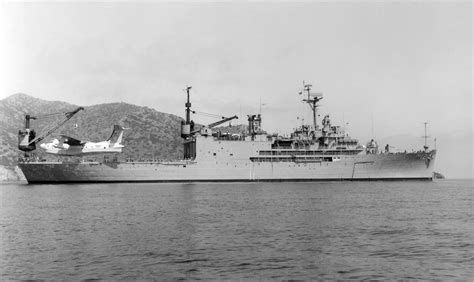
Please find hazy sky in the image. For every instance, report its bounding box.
[1,2,472,142]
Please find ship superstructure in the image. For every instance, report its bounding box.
[17,83,436,183]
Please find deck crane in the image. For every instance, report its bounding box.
[180,86,238,159]
[190,115,239,135]
[181,114,238,160]
[18,107,84,152]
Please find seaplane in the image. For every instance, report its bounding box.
[40,125,125,156]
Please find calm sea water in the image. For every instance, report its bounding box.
[0,180,472,279]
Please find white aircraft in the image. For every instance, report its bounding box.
[40,125,125,156]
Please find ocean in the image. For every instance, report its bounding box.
[0,180,472,279]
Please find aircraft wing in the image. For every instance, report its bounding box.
[58,134,84,146]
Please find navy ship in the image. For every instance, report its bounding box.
[17,83,436,183]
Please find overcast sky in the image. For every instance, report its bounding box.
[1,2,472,148]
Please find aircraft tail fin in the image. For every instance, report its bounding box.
[107,125,125,146]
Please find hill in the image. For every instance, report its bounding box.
[0,94,185,180]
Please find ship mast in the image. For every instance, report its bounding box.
[185,86,192,124]
[299,81,323,129]
[181,86,195,159]
[423,122,430,151]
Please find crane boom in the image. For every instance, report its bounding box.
[190,115,238,134]
[18,106,84,152]
[207,115,238,128]
[29,107,84,145]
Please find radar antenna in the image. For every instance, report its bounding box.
[298,81,323,129]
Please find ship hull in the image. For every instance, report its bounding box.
[18,151,436,184]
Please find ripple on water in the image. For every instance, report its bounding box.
[0,180,472,279]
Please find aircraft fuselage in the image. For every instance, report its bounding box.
[40,140,123,156]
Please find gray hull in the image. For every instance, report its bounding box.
[18,151,435,184]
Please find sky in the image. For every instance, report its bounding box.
[0,1,472,177]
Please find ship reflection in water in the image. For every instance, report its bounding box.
[0,180,472,279]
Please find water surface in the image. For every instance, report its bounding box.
[1,180,472,279]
